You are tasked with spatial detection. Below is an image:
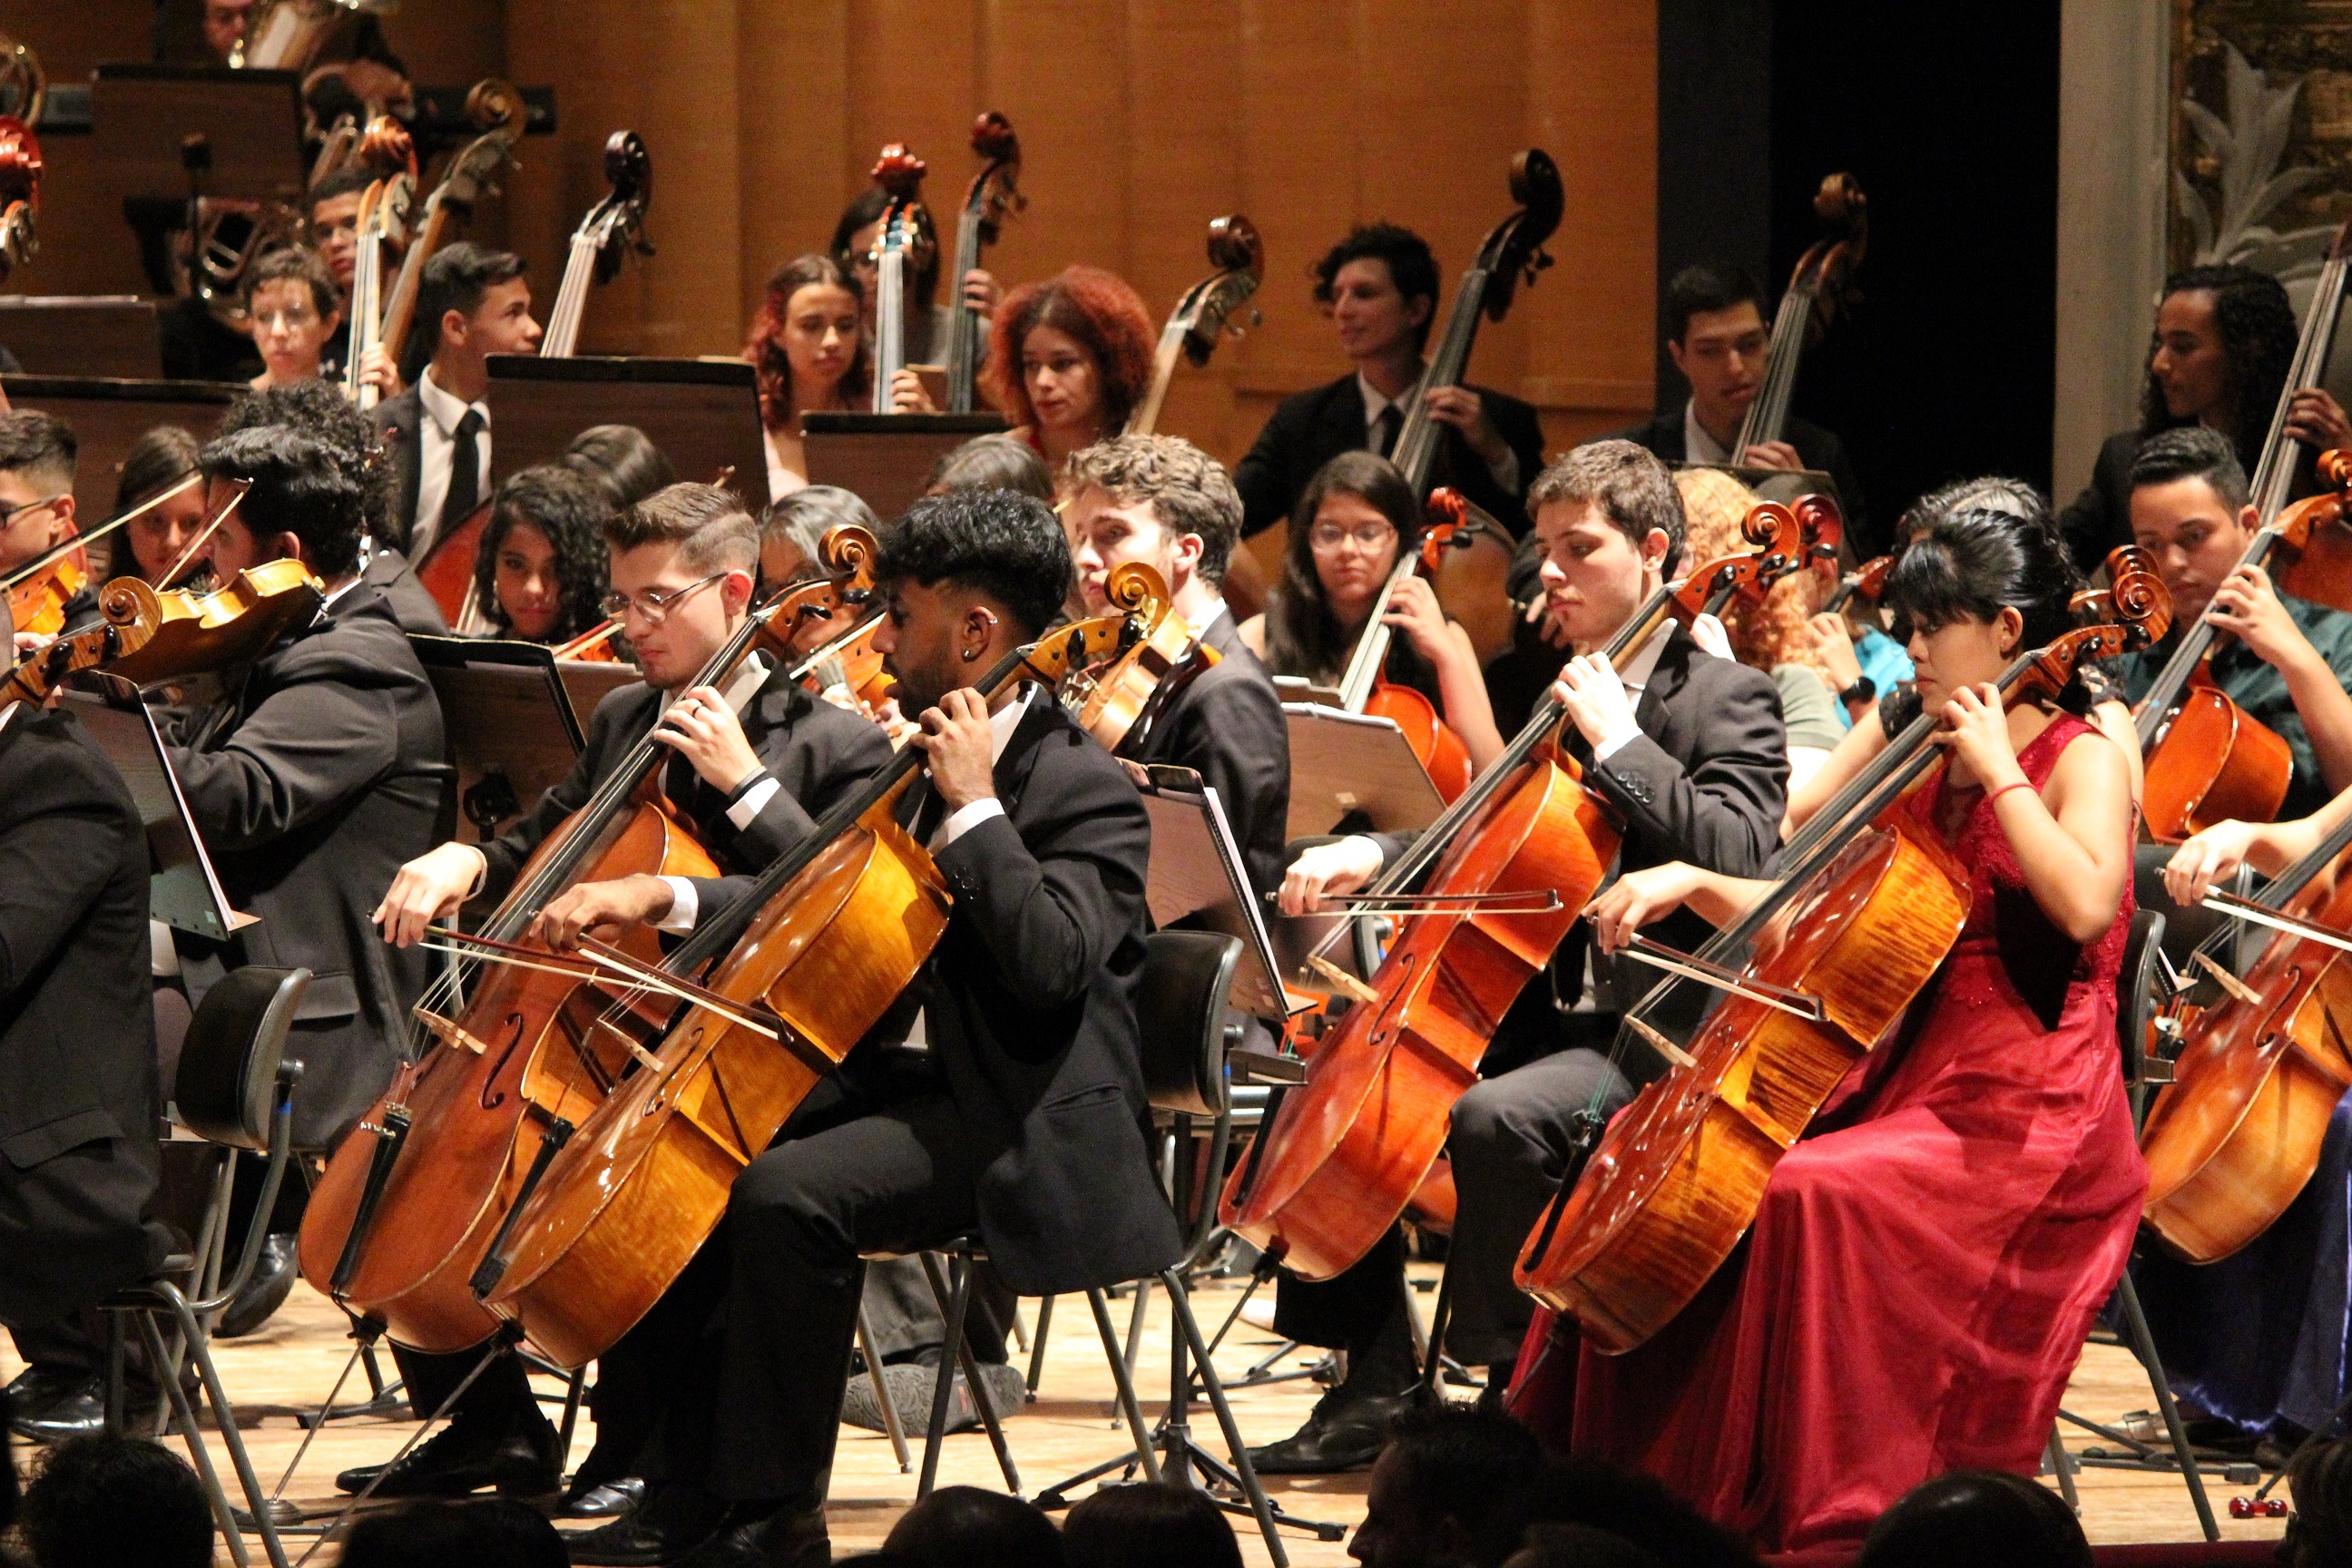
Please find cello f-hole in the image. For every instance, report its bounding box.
[479,1014,528,1112]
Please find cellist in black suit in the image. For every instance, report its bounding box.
[555,488,1181,1568]
[1232,224,1546,541]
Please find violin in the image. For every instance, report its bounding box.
[1220,498,1837,1281]
[1129,215,1263,438]
[101,558,324,688]
[1392,150,1562,666]
[415,119,640,631]
[342,115,417,414]
[550,619,628,665]
[1514,550,2169,1350]
[1,578,162,711]
[299,530,878,1354]
[1729,173,1867,462]
[475,573,1166,1367]
[1329,487,1485,802]
[942,113,1023,415]
[867,144,930,413]
[1059,563,1220,754]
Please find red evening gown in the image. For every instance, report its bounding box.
[1559,714,2148,1553]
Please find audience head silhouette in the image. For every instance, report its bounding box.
[1855,1470,2091,1568]
[18,1436,214,1568]
[2284,1438,2352,1568]
[336,1497,570,1568]
[1350,1404,1545,1568]
[881,1485,1064,1568]
[1062,1481,1242,1568]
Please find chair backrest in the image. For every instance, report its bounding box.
[2132,842,2242,972]
[1136,931,1241,1119]
[173,967,310,1151]
[2116,907,2167,1085]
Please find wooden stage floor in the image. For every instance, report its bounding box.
[1,1269,2291,1565]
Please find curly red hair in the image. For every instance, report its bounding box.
[982,266,1157,436]
[743,253,869,432]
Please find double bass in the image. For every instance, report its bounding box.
[867,145,930,412]
[416,129,654,627]
[1220,497,1838,1280]
[341,116,417,414]
[476,571,1171,1367]
[298,538,877,1353]
[1392,149,1562,665]
[941,113,1023,415]
[1515,552,2170,1350]
[1128,215,1264,438]
[1728,173,1867,464]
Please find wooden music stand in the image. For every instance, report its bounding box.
[59,677,253,940]
[0,298,162,378]
[1132,765,1309,1024]
[800,411,1007,522]
[1281,702,1447,840]
[409,636,587,845]
[89,64,308,204]
[485,355,773,509]
[1,376,240,554]
[553,658,639,737]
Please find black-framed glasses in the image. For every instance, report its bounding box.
[0,492,66,531]
[600,572,728,626]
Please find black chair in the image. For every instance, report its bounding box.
[2043,909,2222,1543]
[100,965,309,1568]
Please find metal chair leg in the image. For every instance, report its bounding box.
[2114,1271,2219,1543]
[916,1251,1021,1497]
[2044,1426,2079,1513]
[1085,1288,1161,1485]
[132,1311,255,1568]
[857,1304,911,1473]
[1025,1295,1054,1396]
[1166,1270,1289,1568]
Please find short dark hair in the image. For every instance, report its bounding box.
[1855,1470,2091,1568]
[882,1484,1064,1568]
[2287,1437,2352,1568]
[1061,434,1245,585]
[2129,424,2250,512]
[1529,439,1687,570]
[402,241,526,382]
[478,464,614,642]
[308,165,377,208]
[1665,264,1767,346]
[218,377,397,548]
[1062,1482,1242,1568]
[874,486,1073,640]
[561,423,677,512]
[1312,223,1442,354]
[338,1497,568,1568]
[0,409,77,490]
[244,243,339,319]
[1529,1454,1760,1568]
[20,1436,215,1568]
[199,423,368,578]
[114,425,201,514]
[927,433,1055,503]
[1381,1404,1546,1568]
[603,482,759,577]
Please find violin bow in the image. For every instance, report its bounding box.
[0,472,204,590]
[157,478,253,590]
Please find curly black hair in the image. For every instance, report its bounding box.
[473,464,613,644]
[218,378,397,548]
[873,486,1071,639]
[199,424,367,578]
[2139,263,2297,471]
[1310,223,1441,353]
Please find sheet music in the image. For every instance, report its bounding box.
[59,681,252,940]
[1133,765,1310,1021]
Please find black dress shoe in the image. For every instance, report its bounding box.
[557,1475,647,1519]
[1247,1384,1434,1475]
[335,1416,563,1498]
[674,1504,830,1568]
[566,1484,731,1566]
[215,1234,299,1339]
[5,1367,94,1426]
[15,1387,161,1445]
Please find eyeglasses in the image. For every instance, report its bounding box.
[0,492,65,531]
[1308,520,1396,552]
[252,303,320,331]
[600,572,728,626]
[308,217,358,242]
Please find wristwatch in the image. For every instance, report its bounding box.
[1838,675,1877,707]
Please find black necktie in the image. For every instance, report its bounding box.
[442,407,485,533]
[1375,403,1404,459]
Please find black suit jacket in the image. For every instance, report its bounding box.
[363,547,450,637]
[1233,372,1547,538]
[0,708,169,1326]
[473,664,894,914]
[1611,407,1869,553]
[1121,607,1290,901]
[164,586,451,1147]
[375,387,426,557]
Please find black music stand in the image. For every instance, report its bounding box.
[800,411,1008,523]
[485,356,772,508]
[89,64,307,204]
[0,298,163,378]
[409,636,586,845]
[58,679,250,940]
[1280,701,1447,840]
[1,376,240,556]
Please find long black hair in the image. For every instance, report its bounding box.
[1882,498,2087,709]
[2138,263,2297,470]
[1263,450,1436,696]
[473,464,613,644]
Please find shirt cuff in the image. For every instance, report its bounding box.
[726,777,780,830]
[1592,718,1643,763]
[461,844,489,900]
[937,797,1005,848]
[654,876,699,933]
[1487,448,1521,495]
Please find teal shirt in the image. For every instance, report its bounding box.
[2109,589,2352,821]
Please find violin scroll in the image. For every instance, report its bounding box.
[2,577,162,711]
[1102,561,1171,622]
[1208,213,1263,279]
[1852,554,1895,603]
[2088,544,2172,648]
[963,113,1024,243]
[1738,500,1796,550]
[1788,493,1845,571]
[2318,448,2352,493]
[817,523,878,584]
[0,114,40,280]
[358,115,417,181]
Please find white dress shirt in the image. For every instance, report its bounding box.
[1682,398,1734,466]
[411,367,493,562]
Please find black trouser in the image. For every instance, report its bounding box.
[1271,1045,1634,1375]
[603,1089,985,1504]
[389,1343,541,1433]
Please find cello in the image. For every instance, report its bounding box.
[1392,150,1562,666]
[415,129,653,627]
[1220,497,1838,1281]
[867,144,930,413]
[1514,552,2170,1351]
[475,570,1171,1367]
[1324,487,1484,802]
[1821,553,1893,618]
[297,536,878,1354]
[942,113,1023,415]
[1128,215,1264,438]
[1728,173,1867,465]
